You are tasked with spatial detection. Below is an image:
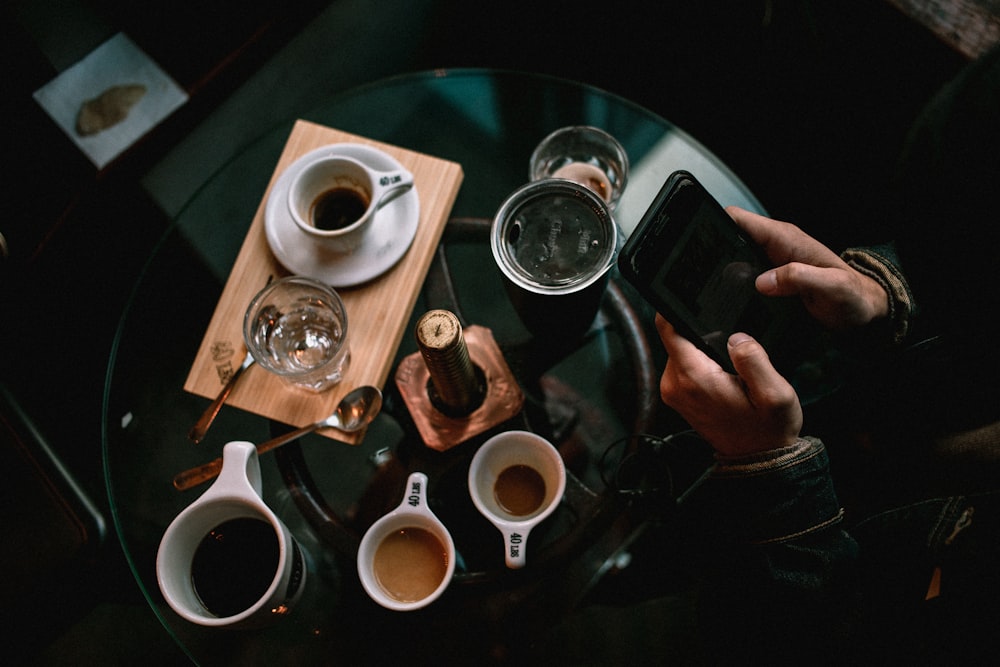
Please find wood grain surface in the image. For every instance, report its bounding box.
[183,120,464,443]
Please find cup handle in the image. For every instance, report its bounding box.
[200,441,263,500]
[502,527,531,569]
[396,471,431,513]
[371,169,415,211]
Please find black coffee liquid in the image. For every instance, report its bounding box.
[191,517,280,617]
[311,187,369,230]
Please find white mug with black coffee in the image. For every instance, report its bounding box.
[468,430,567,569]
[288,154,414,253]
[357,471,455,611]
[157,441,308,628]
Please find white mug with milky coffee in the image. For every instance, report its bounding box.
[356,472,456,611]
[468,430,567,569]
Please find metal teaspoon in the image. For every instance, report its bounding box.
[173,385,383,491]
[187,350,255,444]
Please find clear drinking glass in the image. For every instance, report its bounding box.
[243,276,350,392]
[529,125,629,211]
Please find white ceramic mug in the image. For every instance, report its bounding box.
[288,155,414,253]
[157,441,308,628]
[357,472,455,611]
[468,430,566,569]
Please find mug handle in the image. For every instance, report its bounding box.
[370,169,415,211]
[396,471,431,513]
[199,441,263,501]
[502,527,531,569]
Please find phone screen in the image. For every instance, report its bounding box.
[620,172,794,372]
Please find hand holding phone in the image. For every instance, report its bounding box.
[726,206,893,332]
[655,315,804,456]
[618,171,805,375]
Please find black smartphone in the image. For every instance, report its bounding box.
[618,170,801,374]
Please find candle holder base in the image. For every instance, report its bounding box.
[395,325,523,451]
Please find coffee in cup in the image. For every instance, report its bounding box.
[493,463,547,516]
[190,516,282,617]
[288,154,414,253]
[357,472,455,610]
[372,525,449,603]
[157,441,308,628]
[468,430,566,569]
[310,185,370,231]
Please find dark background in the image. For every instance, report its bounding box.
[0,0,970,663]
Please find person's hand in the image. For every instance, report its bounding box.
[656,315,802,457]
[726,206,889,330]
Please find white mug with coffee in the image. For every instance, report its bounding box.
[157,441,308,628]
[468,430,567,569]
[357,471,455,611]
[288,155,414,253]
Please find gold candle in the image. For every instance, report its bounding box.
[415,309,485,416]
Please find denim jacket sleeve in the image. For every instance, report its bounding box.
[687,438,861,660]
[840,241,915,346]
[695,436,1000,662]
[711,437,845,545]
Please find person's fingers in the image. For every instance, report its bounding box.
[726,206,777,239]
[755,263,847,297]
[726,206,841,268]
[655,315,704,365]
[656,314,735,408]
[726,333,795,408]
[725,206,797,258]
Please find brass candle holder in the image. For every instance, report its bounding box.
[395,310,524,451]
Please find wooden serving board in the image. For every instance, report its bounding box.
[183,120,464,444]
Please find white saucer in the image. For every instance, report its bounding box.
[264,143,421,287]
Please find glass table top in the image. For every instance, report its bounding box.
[103,68,765,664]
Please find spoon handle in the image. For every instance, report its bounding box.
[187,352,255,444]
[256,421,325,456]
[172,420,325,491]
[173,457,224,491]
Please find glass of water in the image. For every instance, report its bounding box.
[243,276,350,392]
[529,125,629,211]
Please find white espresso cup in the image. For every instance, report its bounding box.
[288,155,414,253]
[468,430,567,569]
[357,472,456,611]
[157,441,308,628]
